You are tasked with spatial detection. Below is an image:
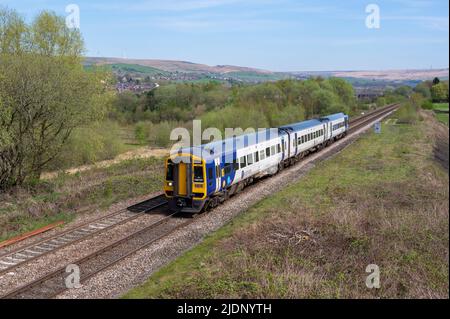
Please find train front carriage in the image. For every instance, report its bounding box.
[164,153,209,213]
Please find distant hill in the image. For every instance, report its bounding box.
[84,57,273,75]
[84,56,448,85]
[291,68,449,82]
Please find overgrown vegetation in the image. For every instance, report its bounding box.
[124,105,448,299]
[0,157,164,241]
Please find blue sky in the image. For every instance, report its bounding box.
[1,0,448,71]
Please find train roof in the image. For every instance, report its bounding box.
[171,112,347,160]
[279,113,346,132]
[320,112,347,121]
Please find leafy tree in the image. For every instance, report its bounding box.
[394,86,413,97]
[431,82,449,102]
[0,9,108,189]
[414,81,432,99]
[433,77,440,85]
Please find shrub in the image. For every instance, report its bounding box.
[421,100,434,110]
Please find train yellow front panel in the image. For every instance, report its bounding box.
[178,162,187,195]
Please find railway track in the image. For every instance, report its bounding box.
[0,103,400,299]
[0,194,167,277]
[1,210,192,299]
[349,103,399,132]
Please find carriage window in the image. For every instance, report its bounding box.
[208,167,213,179]
[166,162,174,181]
[266,147,270,157]
[254,151,259,162]
[240,156,247,169]
[247,154,253,165]
[271,145,276,155]
[194,166,204,182]
[277,144,281,153]
[260,150,265,160]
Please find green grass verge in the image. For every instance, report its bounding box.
[124,108,449,299]
[433,103,449,112]
[433,103,449,126]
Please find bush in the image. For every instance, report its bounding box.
[135,122,149,145]
[396,103,419,124]
[421,100,434,110]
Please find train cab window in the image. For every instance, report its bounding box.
[166,162,174,181]
[240,156,247,169]
[270,145,276,155]
[208,167,213,179]
[247,154,253,165]
[194,166,204,183]
[254,151,259,162]
[260,150,265,160]
[266,147,270,157]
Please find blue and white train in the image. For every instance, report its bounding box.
[164,113,349,213]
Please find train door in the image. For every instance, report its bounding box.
[221,155,235,189]
[294,133,298,155]
[281,137,286,160]
[178,162,188,195]
[214,157,221,193]
[323,124,327,143]
[174,158,191,197]
[344,116,349,130]
[286,132,291,158]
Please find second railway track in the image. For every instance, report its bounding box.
[2,211,191,299]
[0,194,168,276]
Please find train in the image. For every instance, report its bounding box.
[164,112,349,213]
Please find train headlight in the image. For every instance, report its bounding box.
[168,182,173,187]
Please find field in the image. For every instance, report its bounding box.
[124,109,449,299]
[433,103,449,126]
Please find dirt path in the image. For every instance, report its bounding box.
[41,147,169,180]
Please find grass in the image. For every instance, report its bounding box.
[433,103,449,112]
[436,113,449,126]
[0,157,164,242]
[433,103,449,126]
[124,106,449,299]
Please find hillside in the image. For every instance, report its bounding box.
[85,57,273,75]
[84,57,449,87]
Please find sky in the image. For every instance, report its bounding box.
[0,0,448,71]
